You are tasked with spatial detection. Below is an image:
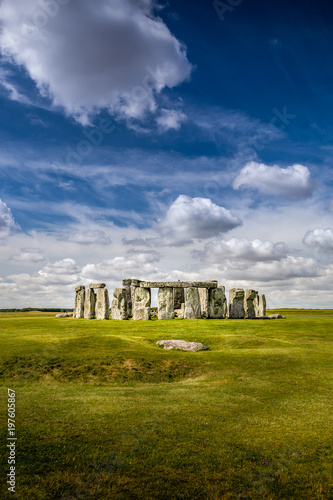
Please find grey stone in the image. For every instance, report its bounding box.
[253,291,259,316]
[55,313,73,318]
[73,286,85,318]
[75,285,85,292]
[184,287,201,319]
[133,287,151,321]
[268,314,286,319]
[199,288,209,317]
[228,288,245,319]
[84,288,96,319]
[140,280,218,289]
[156,340,209,352]
[208,286,227,319]
[158,287,174,320]
[244,289,257,319]
[95,288,110,320]
[89,283,106,289]
[174,308,184,318]
[173,287,185,310]
[258,294,266,317]
[111,288,128,320]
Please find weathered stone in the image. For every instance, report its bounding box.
[140,280,218,289]
[133,287,151,321]
[75,285,85,292]
[89,283,106,289]
[208,287,227,319]
[258,294,266,317]
[199,288,209,317]
[156,340,209,352]
[84,288,96,319]
[228,288,245,319]
[253,291,259,316]
[244,289,257,319]
[73,286,85,318]
[111,288,128,320]
[268,314,286,319]
[95,288,110,320]
[55,313,73,318]
[174,308,184,318]
[158,287,174,320]
[184,287,201,319]
[173,287,185,310]
[122,279,132,287]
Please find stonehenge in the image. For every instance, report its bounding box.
[73,279,266,321]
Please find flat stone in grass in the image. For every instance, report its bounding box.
[156,340,209,352]
[55,313,73,318]
[268,314,286,319]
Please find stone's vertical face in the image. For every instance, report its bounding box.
[111,288,128,320]
[253,291,259,317]
[73,286,85,318]
[228,288,245,319]
[173,287,184,310]
[244,289,257,319]
[184,287,202,319]
[208,287,227,319]
[84,288,96,319]
[158,287,174,320]
[259,294,266,316]
[133,287,151,321]
[95,288,110,320]
[199,288,209,317]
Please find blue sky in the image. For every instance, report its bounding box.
[0,0,332,308]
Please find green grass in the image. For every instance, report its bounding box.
[0,309,333,499]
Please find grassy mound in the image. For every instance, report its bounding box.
[0,309,332,499]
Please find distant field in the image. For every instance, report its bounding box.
[1,310,332,499]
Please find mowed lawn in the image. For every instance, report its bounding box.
[0,310,332,499]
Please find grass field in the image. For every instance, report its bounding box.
[1,309,332,499]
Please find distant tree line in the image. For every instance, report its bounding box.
[0,308,74,312]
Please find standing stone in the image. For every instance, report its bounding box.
[244,289,257,319]
[258,294,266,316]
[208,286,227,319]
[199,288,209,317]
[158,287,174,320]
[133,287,151,321]
[122,279,132,316]
[228,288,245,319]
[112,288,128,320]
[253,291,259,317]
[173,287,185,310]
[184,287,201,319]
[84,288,96,319]
[95,288,110,320]
[73,286,85,318]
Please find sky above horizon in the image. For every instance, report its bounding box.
[0,0,332,308]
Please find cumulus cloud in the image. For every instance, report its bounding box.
[0,199,15,239]
[11,248,45,263]
[194,237,289,262]
[64,230,111,246]
[303,228,333,253]
[0,0,192,124]
[233,162,316,200]
[82,256,165,282]
[125,249,162,263]
[156,108,187,132]
[157,195,242,246]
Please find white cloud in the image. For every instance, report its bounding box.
[156,108,187,132]
[303,228,333,253]
[0,0,192,124]
[194,237,289,262]
[233,162,316,200]
[64,230,111,246]
[157,195,242,246]
[82,256,165,283]
[11,248,45,263]
[0,199,15,239]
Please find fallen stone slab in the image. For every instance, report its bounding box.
[268,314,286,319]
[55,313,73,318]
[156,340,209,352]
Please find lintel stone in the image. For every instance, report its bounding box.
[140,280,218,289]
[89,283,106,289]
